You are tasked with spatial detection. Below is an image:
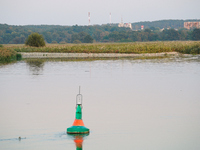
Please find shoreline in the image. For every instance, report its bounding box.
[19,52,184,58]
[1,41,199,62]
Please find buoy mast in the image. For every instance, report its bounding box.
[76,87,82,120]
[67,87,89,134]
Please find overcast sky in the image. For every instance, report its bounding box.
[0,0,200,26]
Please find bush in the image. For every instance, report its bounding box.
[0,44,3,48]
[25,33,45,47]
[73,40,82,44]
[51,41,58,44]
[59,41,66,44]
[0,49,17,62]
[16,53,22,60]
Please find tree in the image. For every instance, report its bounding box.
[25,32,45,47]
[191,28,200,40]
[161,29,180,41]
[148,33,160,41]
[108,31,119,42]
[141,32,148,41]
[144,28,151,33]
[93,29,102,42]
[83,35,93,43]
[73,40,82,44]
[71,33,80,43]
[78,31,88,42]
[149,26,156,31]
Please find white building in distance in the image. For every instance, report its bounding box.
[118,22,132,30]
[184,22,200,29]
[118,17,132,29]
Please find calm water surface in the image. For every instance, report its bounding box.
[0,57,200,150]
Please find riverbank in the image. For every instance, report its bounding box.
[1,41,200,62]
[20,52,180,58]
[3,41,200,54]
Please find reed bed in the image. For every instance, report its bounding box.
[0,48,17,62]
[3,41,200,54]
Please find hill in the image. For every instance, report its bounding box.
[130,19,200,30]
[0,19,200,44]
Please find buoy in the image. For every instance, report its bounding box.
[67,87,89,134]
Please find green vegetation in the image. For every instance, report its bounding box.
[0,48,18,63]
[192,29,200,41]
[4,41,200,54]
[83,35,93,43]
[130,19,200,30]
[1,41,199,63]
[24,56,169,63]
[1,20,200,44]
[16,53,22,60]
[0,43,22,63]
[25,32,45,47]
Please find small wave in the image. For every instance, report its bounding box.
[0,137,26,141]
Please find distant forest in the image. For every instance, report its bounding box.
[130,19,200,30]
[0,19,200,44]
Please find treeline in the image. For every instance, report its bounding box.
[0,24,130,44]
[107,28,200,42]
[130,19,200,30]
[0,20,200,44]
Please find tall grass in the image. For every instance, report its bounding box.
[0,48,21,63]
[3,41,200,54]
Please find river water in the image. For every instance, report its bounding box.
[0,57,200,150]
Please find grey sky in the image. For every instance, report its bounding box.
[0,0,200,26]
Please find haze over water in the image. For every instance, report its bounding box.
[0,57,200,150]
